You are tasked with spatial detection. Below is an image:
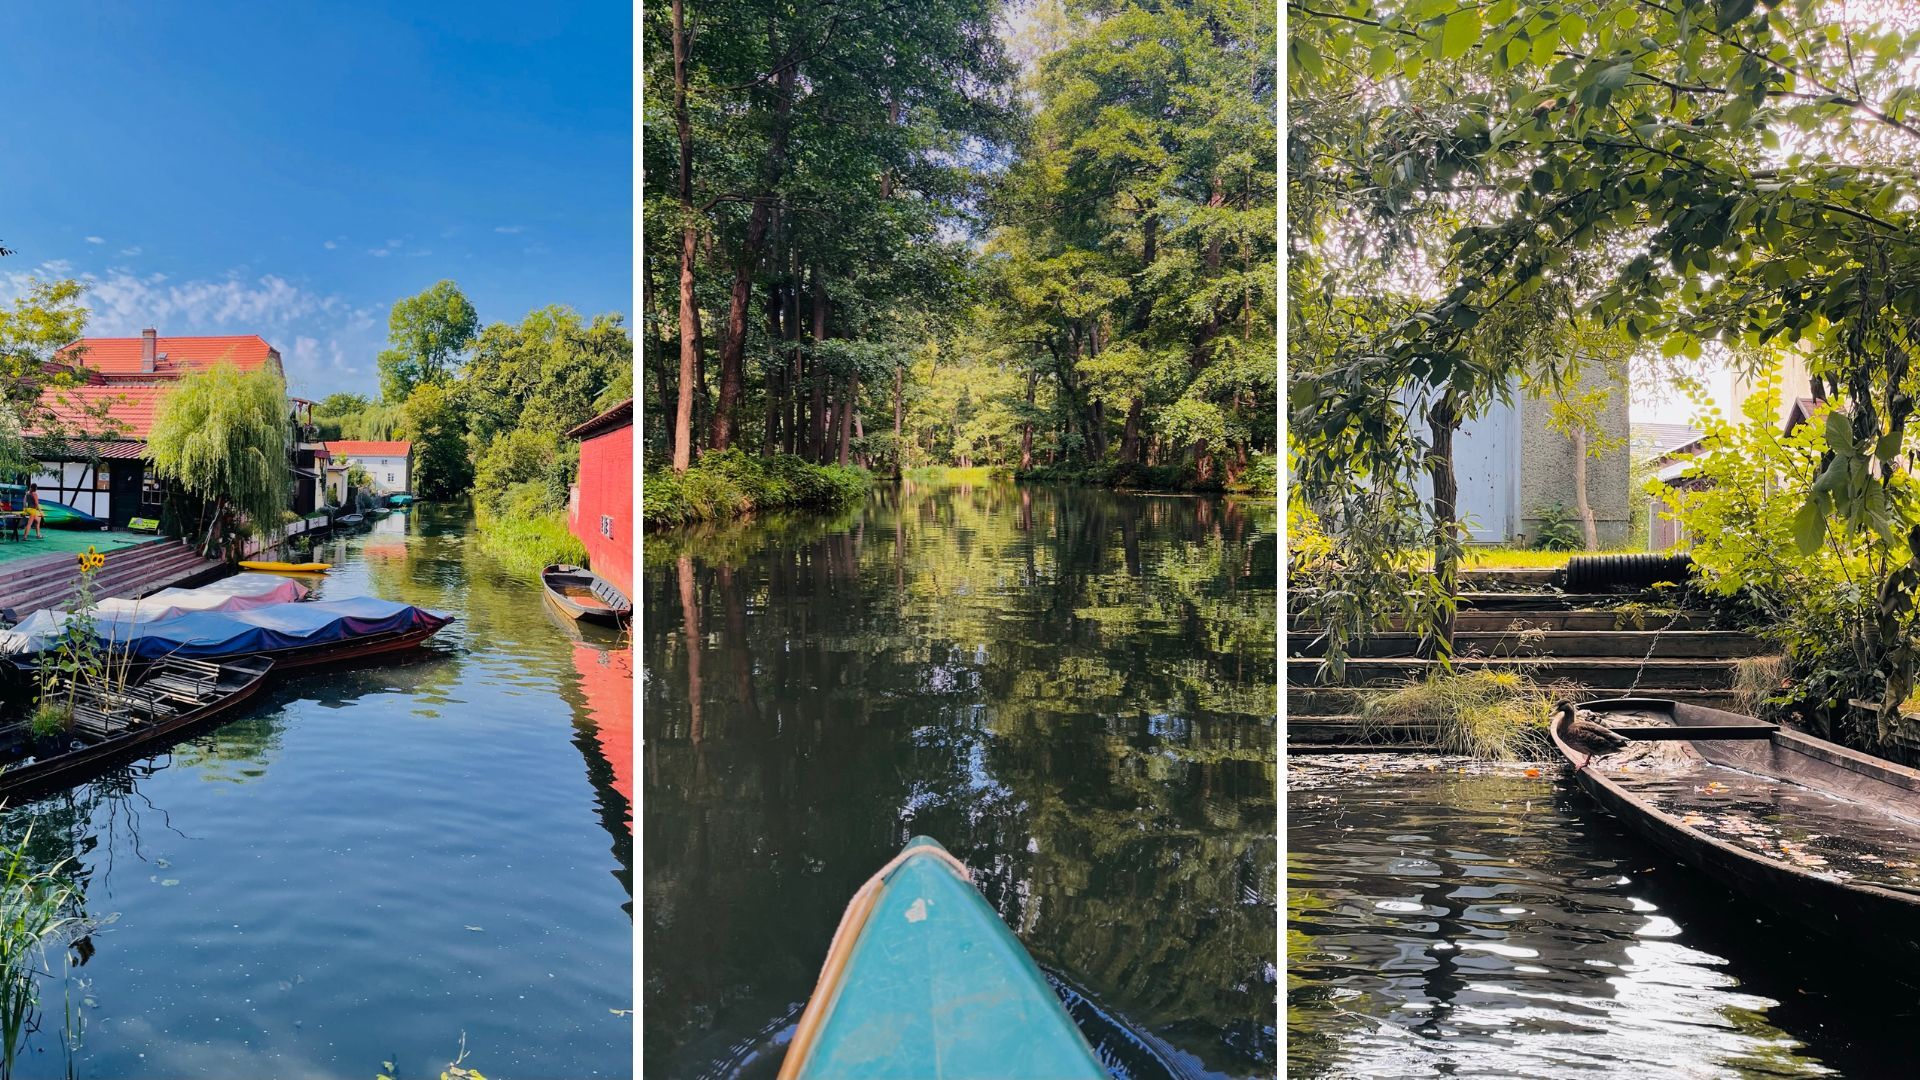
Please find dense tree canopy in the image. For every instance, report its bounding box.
[147,363,291,556]
[1290,0,1920,734]
[644,0,1275,490]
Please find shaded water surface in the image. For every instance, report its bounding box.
[1290,756,1920,1079]
[642,480,1278,1078]
[1,506,632,1078]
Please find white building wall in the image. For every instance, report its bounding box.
[30,461,109,518]
[334,454,410,494]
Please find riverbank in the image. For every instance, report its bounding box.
[642,450,872,528]
[1016,451,1277,496]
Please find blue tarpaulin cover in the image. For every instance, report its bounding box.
[1,598,452,661]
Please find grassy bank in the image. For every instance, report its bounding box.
[476,508,588,580]
[644,450,873,528]
[1360,669,1559,760]
[902,465,1008,485]
[1016,451,1277,496]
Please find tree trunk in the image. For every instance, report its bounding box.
[892,364,904,478]
[1120,395,1144,465]
[1572,425,1600,550]
[1425,395,1461,660]
[809,268,829,461]
[1020,370,1035,471]
[836,377,855,466]
[670,0,698,475]
[713,61,796,452]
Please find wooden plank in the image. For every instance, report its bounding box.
[1613,724,1778,740]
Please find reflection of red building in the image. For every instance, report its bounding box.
[565,399,632,602]
[573,642,633,830]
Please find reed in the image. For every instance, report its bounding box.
[1359,668,1560,760]
[0,827,82,1078]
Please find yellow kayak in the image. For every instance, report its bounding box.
[238,560,332,574]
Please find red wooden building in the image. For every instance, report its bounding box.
[565,399,632,603]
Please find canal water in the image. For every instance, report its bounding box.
[642,478,1279,1079]
[1,505,633,1078]
[1290,756,1920,1079]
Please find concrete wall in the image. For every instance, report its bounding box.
[1516,361,1634,547]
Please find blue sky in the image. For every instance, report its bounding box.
[0,2,631,398]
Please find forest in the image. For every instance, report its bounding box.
[641,0,1278,516]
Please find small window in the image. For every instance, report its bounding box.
[386,473,394,483]
[600,514,614,540]
[95,470,111,492]
[141,475,165,509]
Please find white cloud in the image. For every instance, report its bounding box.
[367,248,391,258]
[2,259,385,395]
[84,236,104,244]
[494,225,525,234]
[118,246,141,257]
[323,240,338,250]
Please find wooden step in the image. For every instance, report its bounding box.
[1286,685,1745,717]
[1288,610,1715,634]
[1287,630,1764,660]
[1289,656,1740,689]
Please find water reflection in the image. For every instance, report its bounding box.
[643,480,1278,1078]
[0,505,632,1078]
[1288,757,1920,1078]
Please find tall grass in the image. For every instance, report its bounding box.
[1359,669,1559,759]
[0,828,83,1078]
[475,509,588,582]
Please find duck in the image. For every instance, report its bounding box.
[1552,700,1630,769]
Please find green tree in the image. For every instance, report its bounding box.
[377,280,478,401]
[146,364,290,557]
[402,381,472,500]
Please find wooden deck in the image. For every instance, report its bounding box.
[0,538,226,620]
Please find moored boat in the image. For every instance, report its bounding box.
[337,513,366,527]
[778,837,1106,1080]
[541,564,631,626]
[3,573,310,649]
[1554,697,1920,968]
[0,597,453,675]
[239,560,332,574]
[0,656,273,799]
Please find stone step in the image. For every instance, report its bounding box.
[1287,630,1764,660]
[4,541,224,618]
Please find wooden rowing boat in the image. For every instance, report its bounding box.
[778,837,1106,1080]
[238,561,332,574]
[1555,697,1920,964]
[541,564,631,626]
[0,656,272,799]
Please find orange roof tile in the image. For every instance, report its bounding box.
[324,440,411,457]
[55,334,280,379]
[38,383,173,440]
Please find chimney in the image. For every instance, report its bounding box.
[140,328,157,373]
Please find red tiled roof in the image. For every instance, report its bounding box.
[324,440,411,457]
[55,334,279,379]
[38,384,173,440]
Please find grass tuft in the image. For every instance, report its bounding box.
[1358,668,1560,760]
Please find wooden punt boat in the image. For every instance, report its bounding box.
[238,561,332,574]
[337,513,366,527]
[1555,697,1920,964]
[778,837,1106,1080]
[0,656,272,799]
[541,564,631,626]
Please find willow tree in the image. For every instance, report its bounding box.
[147,363,290,558]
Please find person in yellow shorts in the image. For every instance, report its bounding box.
[22,483,43,538]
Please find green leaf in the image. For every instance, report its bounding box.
[1530,26,1558,65]
[1442,9,1482,60]
[1559,14,1587,44]
[1792,500,1826,555]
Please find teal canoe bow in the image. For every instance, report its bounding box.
[779,837,1107,1080]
